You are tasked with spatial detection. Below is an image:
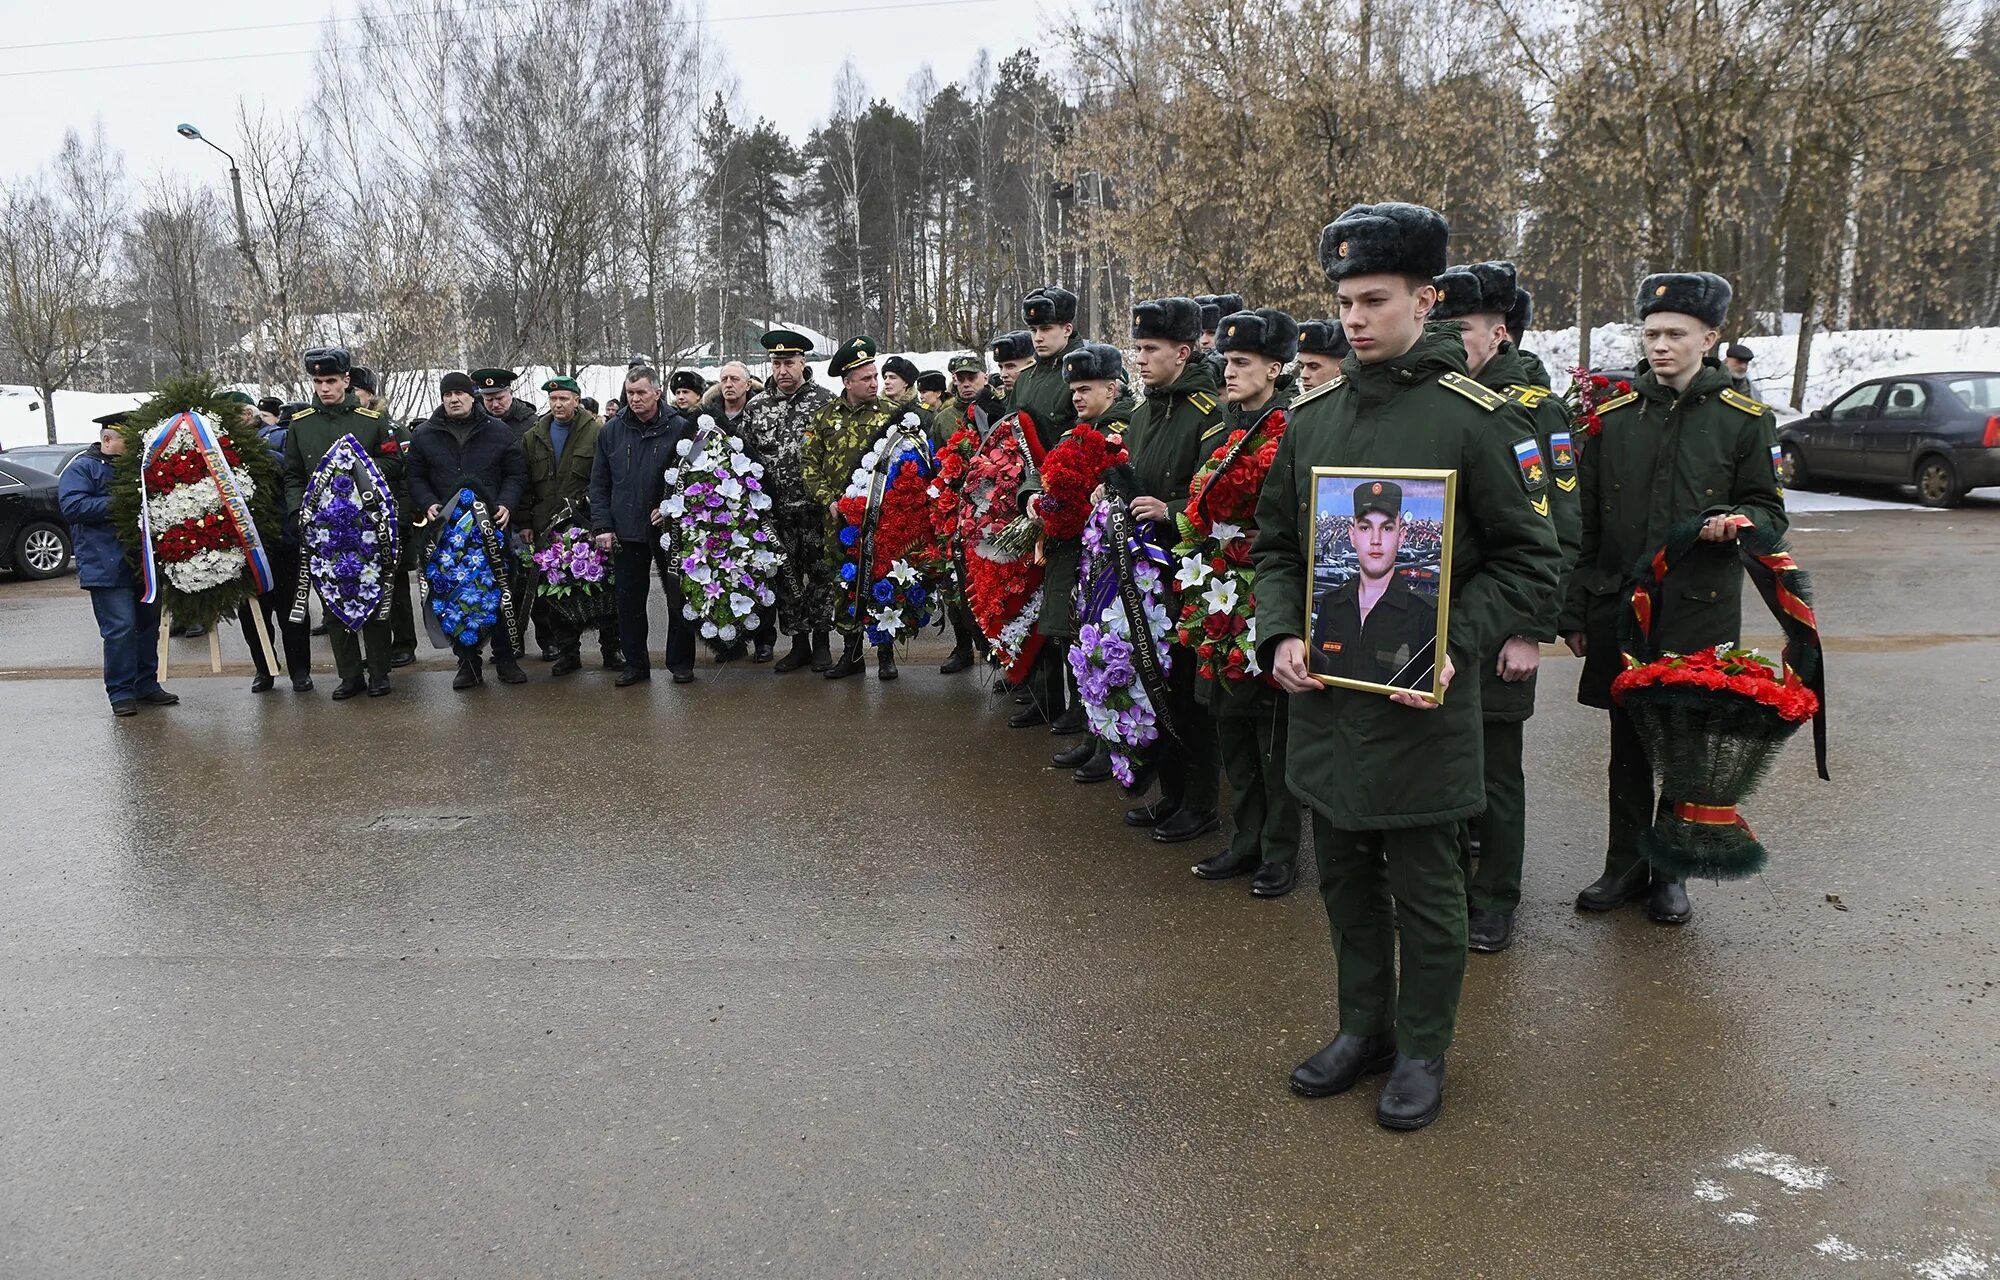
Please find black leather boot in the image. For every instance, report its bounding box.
[775,633,814,672]
[809,631,834,672]
[494,655,528,684]
[940,644,974,674]
[1376,1054,1447,1130]
[1576,862,1651,912]
[452,654,482,690]
[877,644,899,681]
[823,634,866,679]
[1647,876,1693,924]
[1072,743,1114,784]
[1050,739,1095,769]
[1249,861,1297,898]
[1467,907,1515,952]
[1191,848,1259,880]
[1290,1032,1396,1098]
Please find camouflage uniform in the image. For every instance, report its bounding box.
[741,377,834,638]
[803,394,907,635]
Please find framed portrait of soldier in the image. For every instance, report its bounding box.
[1305,468,1457,702]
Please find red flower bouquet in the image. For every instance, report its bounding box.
[1171,409,1288,684]
[1565,368,1631,439]
[958,411,1047,676]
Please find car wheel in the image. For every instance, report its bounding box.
[1780,443,1809,488]
[1914,454,1962,508]
[13,521,71,579]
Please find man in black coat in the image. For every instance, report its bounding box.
[589,365,699,686]
[406,371,531,688]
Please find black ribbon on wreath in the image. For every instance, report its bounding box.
[1107,496,1179,748]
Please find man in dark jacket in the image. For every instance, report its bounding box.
[58,413,178,717]
[473,368,538,436]
[407,371,531,688]
[1432,261,1582,953]
[523,375,618,676]
[1009,286,1085,449]
[230,394,313,693]
[590,365,698,685]
[1120,296,1229,845]
[1560,272,1786,926]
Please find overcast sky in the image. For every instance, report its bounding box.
[0,0,1049,187]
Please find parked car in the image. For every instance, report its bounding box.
[1777,371,2000,507]
[0,459,73,579]
[0,442,91,479]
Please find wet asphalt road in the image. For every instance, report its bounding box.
[1,508,1996,1279]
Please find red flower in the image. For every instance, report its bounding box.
[1590,374,1610,389]
[379,439,400,456]
[1615,380,1632,394]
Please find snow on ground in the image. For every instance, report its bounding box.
[0,386,147,451]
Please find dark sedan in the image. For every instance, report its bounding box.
[0,442,91,479]
[1777,371,2000,507]
[0,459,73,579]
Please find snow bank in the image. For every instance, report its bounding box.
[0,386,148,451]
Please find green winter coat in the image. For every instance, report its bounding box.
[1008,334,1084,449]
[1252,326,1563,829]
[1035,393,1135,638]
[1558,360,1787,708]
[1475,343,1582,722]
[281,393,403,518]
[521,407,603,533]
[1125,357,1230,516]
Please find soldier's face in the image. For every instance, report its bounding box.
[954,369,988,400]
[1200,330,1216,351]
[312,374,348,404]
[920,389,943,409]
[1337,275,1434,363]
[843,365,878,404]
[484,390,513,416]
[1452,315,1506,378]
[1642,315,1714,383]
[548,390,579,421]
[771,355,806,394]
[1029,323,1071,358]
[1134,338,1191,389]
[1071,378,1118,421]
[1296,352,1338,389]
[881,372,909,399]
[997,357,1033,386]
[1223,352,1278,405]
[673,388,701,410]
[1353,512,1403,580]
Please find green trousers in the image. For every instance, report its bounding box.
[327,619,391,684]
[1461,718,1525,912]
[1312,813,1467,1059]
[1159,643,1221,812]
[1215,682,1299,867]
[1604,705,1662,879]
[389,570,416,653]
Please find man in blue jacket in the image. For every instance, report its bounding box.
[590,365,697,686]
[58,412,179,717]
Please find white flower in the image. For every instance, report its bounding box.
[1210,520,1244,546]
[850,469,871,489]
[717,477,744,501]
[729,592,755,617]
[744,611,761,630]
[717,623,737,642]
[1201,576,1241,615]
[700,620,719,638]
[683,604,699,621]
[861,451,880,469]
[873,610,904,637]
[664,468,680,485]
[1175,556,1211,593]
[886,559,919,586]
[662,494,686,518]
[675,438,693,457]
[729,452,752,471]
[698,414,717,431]
[900,412,920,429]
[684,562,713,584]
[748,492,772,511]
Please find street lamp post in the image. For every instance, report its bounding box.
[177,123,275,394]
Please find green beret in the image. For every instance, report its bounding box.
[542,375,581,395]
[829,335,879,377]
[1354,479,1403,520]
[220,390,256,406]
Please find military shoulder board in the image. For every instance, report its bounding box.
[1288,376,1344,408]
[1506,384,1552,410]
[356,406,382,419]
[1187,391,1218,416]
[292,407,317,419]
[1595,391,1640,414]
[1439,371,1505,412]
[1720,387,1766,416]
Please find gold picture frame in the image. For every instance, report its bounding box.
[1305,466,1458,703]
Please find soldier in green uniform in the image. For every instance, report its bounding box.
[281,346,406,700]
[1431,261,1582,953]
[1042,342,1137,780]
[1120,296,1229,846]
[1309,483,1440,686]
[1190,307,1303,897]
[522,375,619,676]
[804,335,910,682]
[1295,319,1350,391]
[988,331,1035,399]
[916,370,947,412]
[1560,271,1787,926]
[742,328,836,673]
[1254,203,1561,1129]
[1009,287,1086,450]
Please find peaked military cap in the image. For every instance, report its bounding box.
[989,331,1034,364]
[1354,479,1403,520]
[916,370,947,394]
[1726,342,1755,363]
[1507,288,1534,340]
[1062,342,1127,384]
[542,375,582,395]
[1637,271,1732,328]
[1319,202,1450,283]
[881,354,920,386]
[1298,319,1351,359]
[947,352,986,375]
[1431,261,1519,323]
[471,367,517,393]
[829,335,879,377]
[760,328,813,358]
[92,410,130,428]
[1132,297,1203,344]
[1198,299,1222,332]
[1022,286,1078,326]
[1215,308,1300,362]
[669,369,706,395]
[302,346,351,376]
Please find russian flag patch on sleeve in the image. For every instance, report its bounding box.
[1513,437,1547,491]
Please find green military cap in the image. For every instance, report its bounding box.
[760,328,814,358]
[220,389,256,406]
[828,335,878,378]
[470,367,517,393]
[1354,479,1403,520]
[542,375,581,395]
[301,346,351,376]
[947,352,985,375]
